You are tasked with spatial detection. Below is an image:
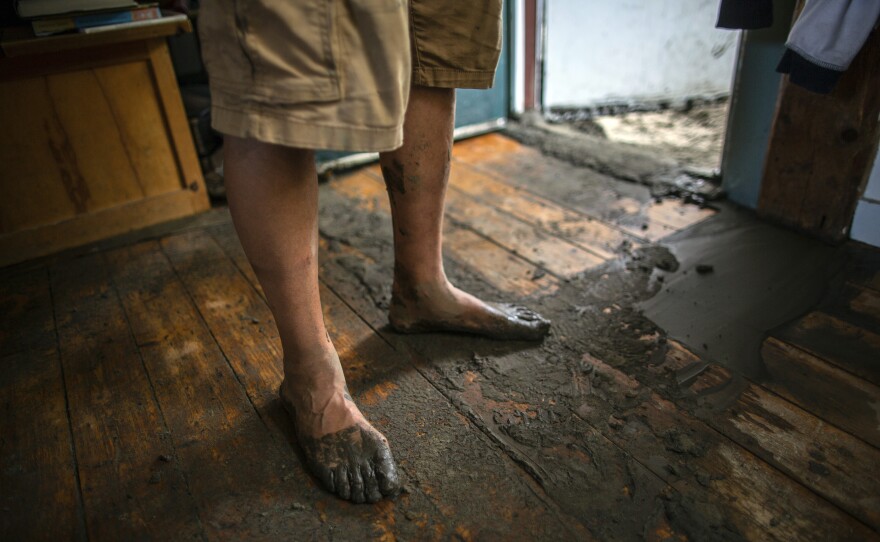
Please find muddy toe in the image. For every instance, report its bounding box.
[375,443,402,495]
[348,463,366,504]
[278,389,401,503]
[335,465,351,500]
[362,464,383,503]
[483,303,552,340]
[300,426,401,504]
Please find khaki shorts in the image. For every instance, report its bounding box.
[198,0,503,152]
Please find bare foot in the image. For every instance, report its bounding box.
[279,351,401,503]
[388,279,551,341]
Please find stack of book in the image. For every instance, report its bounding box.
[15,0,186,37]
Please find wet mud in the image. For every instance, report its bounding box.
[310,124,870,538]
[590,101,729,169]
[380,159,407,209]
[505,114,725,206]
[320,178,757,537]
[639,205,841,378]
[389,300,551,341]
[506,113,678,183]
[279,390,401,504]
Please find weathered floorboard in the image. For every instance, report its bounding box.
[51,253,205,540]
[451,133,714,241]
[313,230,876,541]
[433,161,633,260]
[773,311,880,387]
[434,337,877,541]
[0,268,56,356]
[0,268,85,541]
[823,282,880,334]
[442,186,606,277]
[323,170,559,296]
[661,340,880,531]
[857,272,880,294]
[579,353,878,541]
[440,226,560,297]
[107,241,332,540]
[762,337,880,449]
[306,186,736,539]
[334,169,604,278]
[845,284,880,327]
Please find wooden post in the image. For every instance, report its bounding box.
[758,24,880,243]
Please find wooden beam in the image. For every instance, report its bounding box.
[758,26,880,242]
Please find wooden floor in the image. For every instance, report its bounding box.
[2,133,879,541]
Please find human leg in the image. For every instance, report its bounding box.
[379,86,550,340]
[224,136,400,503]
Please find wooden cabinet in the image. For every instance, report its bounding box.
[0,19,209,267]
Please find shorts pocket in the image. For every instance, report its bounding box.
[230,0,342,104]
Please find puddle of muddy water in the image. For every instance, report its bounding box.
[638,206,842,379]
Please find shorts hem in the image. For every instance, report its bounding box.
[211,104,404,153]
[413,67,496,89]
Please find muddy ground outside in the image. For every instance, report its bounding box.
[551,100,730,171]
[592,102,729,170]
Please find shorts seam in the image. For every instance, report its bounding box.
[213,107,403,152]
[211,79,337,100]
[323,0,341,94]
[212,102,401,133]
[413,67,496,88]
[408,3,423,76]
[418,68,496,74]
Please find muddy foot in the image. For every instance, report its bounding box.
[389,282,551,341]
[280,384,401,503]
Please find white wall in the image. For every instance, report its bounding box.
[544,0,738,108]
[851,148,880,247]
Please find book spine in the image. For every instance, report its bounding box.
[31,6,162,35]
[81,13,187,34]
[75,6,161,29]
